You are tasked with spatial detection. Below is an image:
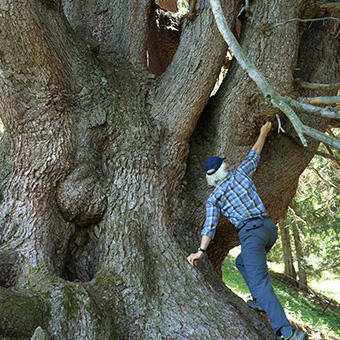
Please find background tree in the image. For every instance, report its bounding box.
[290,206,309,292]
[0,0,339,339]
[268,141,339,296]
[278,220,297,286]
[271,144,340,275]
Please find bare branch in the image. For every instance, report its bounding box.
[297,81,340,91]
[288,207,303,231]
[271,96,308,146]
[288,207,310,230]
[302,125,340,150]
[299,96,340,105]
[283,97,340,120]
[307,166,340,191]
[209,0,272,95]
[321,143,340,169]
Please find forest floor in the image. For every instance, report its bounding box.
[222,248,340,340]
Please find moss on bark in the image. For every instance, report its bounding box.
[0,287,49,339]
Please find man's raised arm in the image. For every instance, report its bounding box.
[252,122,272,155]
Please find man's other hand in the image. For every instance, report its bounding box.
[187,251,204,266]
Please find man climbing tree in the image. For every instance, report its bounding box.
[188,122,308,340]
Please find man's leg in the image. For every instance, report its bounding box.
[235,253,264,311]
[238,221,292,337]
[235,253,250,287]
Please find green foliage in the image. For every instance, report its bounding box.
[222,256,340,338]
[0,119,3,137]
[267,134,340,279]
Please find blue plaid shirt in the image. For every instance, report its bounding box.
[202,150,268,239]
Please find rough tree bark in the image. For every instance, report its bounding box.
[0,0,338,339]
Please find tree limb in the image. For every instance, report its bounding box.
[209,0,272,96]
[288,206,313,232]
[297,81,340,91]
[299,96,340,105]
[271,96,308,146]
[283,97,340,120]
[209,0,340,150]
[302,125,340,150]
[150,0,240,140]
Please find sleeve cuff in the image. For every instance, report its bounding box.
[201,230,216,239]
[249,149,260,159]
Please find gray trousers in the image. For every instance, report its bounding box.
[235,217,292,337]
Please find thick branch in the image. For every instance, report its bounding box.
[299,96,340,105]
[297,81,340,91]
[150,0,241,141]
[283,97,340,120]
[302,125,340,150]
[285,133,340,163]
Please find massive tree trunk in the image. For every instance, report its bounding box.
[0,0,338,339]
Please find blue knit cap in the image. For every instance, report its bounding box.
[204,157,226,175]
